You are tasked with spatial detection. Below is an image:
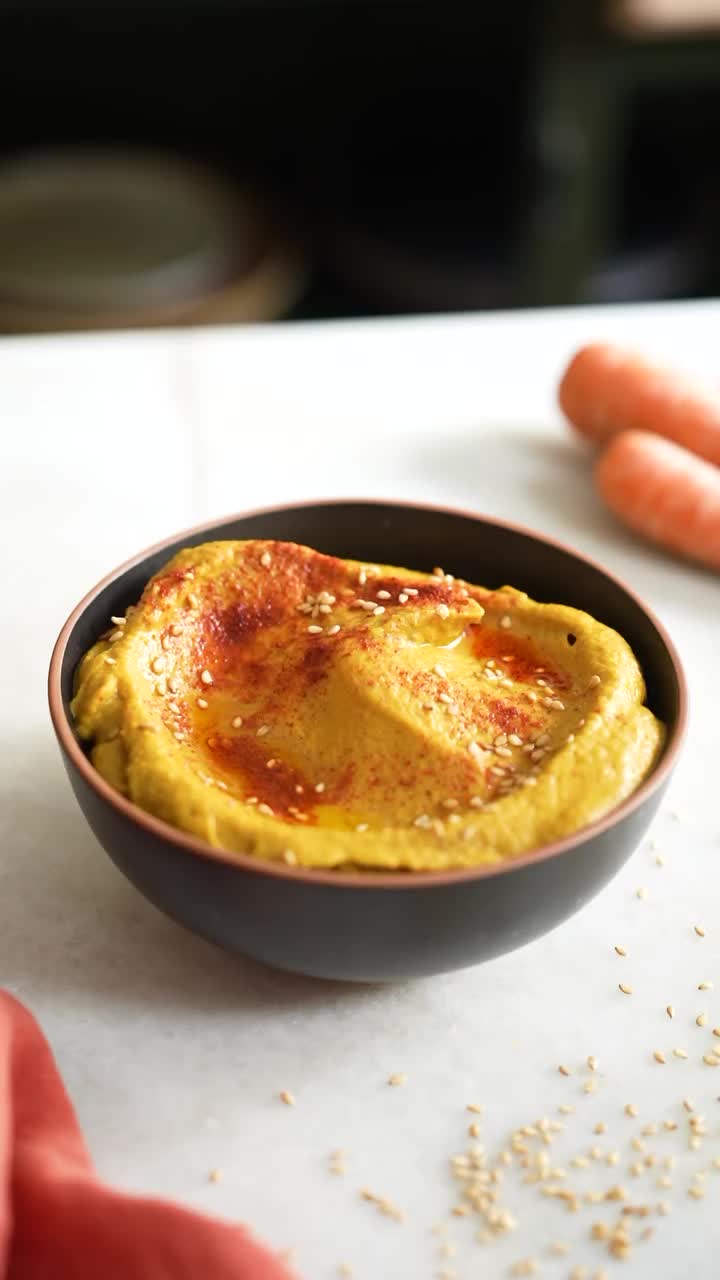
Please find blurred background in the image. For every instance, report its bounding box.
[1,0,719,332]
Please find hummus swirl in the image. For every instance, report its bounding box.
[72,540,664,870]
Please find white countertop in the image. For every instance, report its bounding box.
[2,301,718,1280]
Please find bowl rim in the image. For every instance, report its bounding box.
[48,496,688,891]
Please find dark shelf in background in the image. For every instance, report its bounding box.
[1,1,719,323]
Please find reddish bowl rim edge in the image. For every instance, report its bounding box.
[48,496,688,891]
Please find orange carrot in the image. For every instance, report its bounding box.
[559,343,720,467]
[595,430,720,571]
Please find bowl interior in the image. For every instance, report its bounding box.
[58,501,682,767]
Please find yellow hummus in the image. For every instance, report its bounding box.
[72,539,664,870]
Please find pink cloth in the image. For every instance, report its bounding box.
[0,991,293,1280]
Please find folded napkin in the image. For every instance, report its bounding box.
[0,991,293,1280]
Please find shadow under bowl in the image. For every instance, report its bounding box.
[48,499,686,981]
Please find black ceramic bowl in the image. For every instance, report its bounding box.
[49,500,687,981]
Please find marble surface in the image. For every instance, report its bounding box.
[1,302,718,1279]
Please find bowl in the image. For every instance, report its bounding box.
[48,500,687,982]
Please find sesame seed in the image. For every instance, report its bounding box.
[279,1090,295,1105]
[673,1048,689,1059]
[104,656,116,665]
[355,823,369,833]
[187,593,199,608]
[282,849,298,865]
[109,629,124,642]
[376,590,391,600]
[619,984,633,995]
[404,587,418,596]
[151,657,165,675]
[373,605,386,616]
[388,1072,407,1086]
[200,669,213,685]
[208,1168,223,1183]
[694,924,706,937]
[169,623,182,637]
[499,615,512,629]
[584,1079,598,1093]
[703,1054,720,1067]
[558,1103,575,1115]
[434,663,447,678]
[509,1260,537,1277]
[173,731,185,742]
[558,1064,572,1076]
[260,550,272,567]
[256,725,270,736]
[197,697,208,709]
[110,615,126,627]
[698,980,714,990]
[467,1103,483,1114]
[328,624,341,635]
[258,803,273,817]
[614,944,627,956]
[308,624,323,634]
[315,782,326,793]
[436,603,450,619]
[696,1013,709,1027]
[636,886,648,900]
[666,1005,675,1019]
[442,798,458,809]
[653,1051,666,1064]
[230,715,243,729]
[588,675,601,688]
[398,593,408,603]
[587,1056,599,1073]
[624,1103,638,1117]
[508,733,523,746]
[688,1185,705,1200]
[438,692,454,704]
